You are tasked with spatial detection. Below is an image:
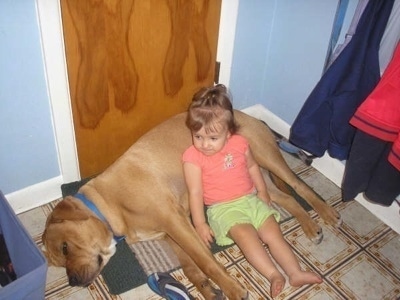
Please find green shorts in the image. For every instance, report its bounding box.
[207,194,280,246]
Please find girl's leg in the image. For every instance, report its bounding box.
[229,223,285,297]
[258,217,322,287]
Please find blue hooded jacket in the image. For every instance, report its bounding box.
[289,0,394,160]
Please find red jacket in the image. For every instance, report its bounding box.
[350,42,400,171]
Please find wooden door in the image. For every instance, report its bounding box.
[61,0,221,178]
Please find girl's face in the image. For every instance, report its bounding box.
[192,126,231,156]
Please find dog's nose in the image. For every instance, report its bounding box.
[68,275,80,286]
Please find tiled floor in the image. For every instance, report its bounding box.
[17,153,400,299]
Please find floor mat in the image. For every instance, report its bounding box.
[101,239,147,295]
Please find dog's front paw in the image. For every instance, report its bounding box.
[314,201,342,229]
[301,219,324,244]
[210,286,224,300]
[310,229,323,244]
[199,279,223,300]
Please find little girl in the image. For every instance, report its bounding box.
[182,84,322,297]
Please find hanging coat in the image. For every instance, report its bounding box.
[342,42,400,206]
[289,0,394,160]
[350,42,400,170]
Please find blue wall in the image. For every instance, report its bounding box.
[0,0,59,194]
[230,0,358,124]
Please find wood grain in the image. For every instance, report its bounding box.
[61,0,221,177]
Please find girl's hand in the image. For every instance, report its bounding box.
[195,223,214,248]
[257,190,272,206]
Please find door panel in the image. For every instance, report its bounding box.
[61,0,221,177]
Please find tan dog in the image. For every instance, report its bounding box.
[42,110,341,300]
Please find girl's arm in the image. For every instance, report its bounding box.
[183,162,214,248]
[246,147,272,205]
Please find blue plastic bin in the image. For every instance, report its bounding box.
[0,190,47,299]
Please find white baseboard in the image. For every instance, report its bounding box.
[242,105,400,235]
[5,176,63,214]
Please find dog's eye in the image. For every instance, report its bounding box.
[97,255,103,266]
[62,242,68,256]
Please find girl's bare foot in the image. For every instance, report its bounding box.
[289,270,322,287]
[269,272,286,297]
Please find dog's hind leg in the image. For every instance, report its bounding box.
[266,165,342,231]
[237,112,342,238]
[265,171,323,244]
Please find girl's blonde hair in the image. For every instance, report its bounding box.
[186,84,239,134]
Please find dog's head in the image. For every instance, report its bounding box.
[42,196,116,287]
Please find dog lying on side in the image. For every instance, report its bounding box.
[42,110,341,300]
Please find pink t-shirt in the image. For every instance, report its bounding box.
[182,134,255,205]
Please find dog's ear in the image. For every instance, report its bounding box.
[41,229,56,265]
[41,243,53,265]
[48,196,90,223]
[41,236,63,266]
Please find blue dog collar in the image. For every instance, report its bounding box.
[75,193,125,242]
